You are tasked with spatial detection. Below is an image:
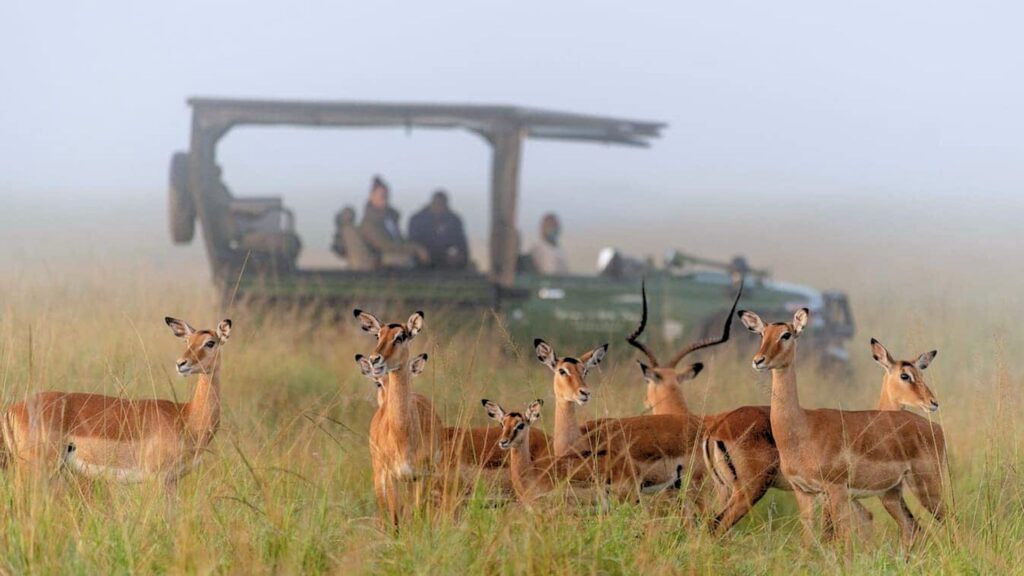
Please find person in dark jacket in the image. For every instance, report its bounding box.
[358,175,427,268]
[408,190,470,270]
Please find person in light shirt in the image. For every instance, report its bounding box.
[530,213,569,275]
[357,175,428,268]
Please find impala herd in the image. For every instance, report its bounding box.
[0,282,948,551]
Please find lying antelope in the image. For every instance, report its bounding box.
[1,317,231,491]
[704,338,943,534]
[355,352,550,492]
[481,398,682,504]
[533,339,664,498]
[730,308,946,547]
[354,309,445,527]
[561,281,742,509]
[531,339,606,458]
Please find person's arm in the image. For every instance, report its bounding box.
[361,215,427,262]
[408,212,427,246]
[453,215,470,267]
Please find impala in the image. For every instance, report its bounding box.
[704,338,943,534]
[2,317,231,491]
[481,398,682,504]
[564,281,742,510]
[533,339,676,498]
[729,308,945,547]
[354,308,445,527]
[355,352,551,492]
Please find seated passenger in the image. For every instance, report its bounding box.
[529,213,570,276]
[408,190,470,270]
[332,206,374,271]
[357,175,428,268]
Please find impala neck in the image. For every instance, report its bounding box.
[186,357,221,445]
[876,385,904,411]
[383,367,414,434]
[768,362,810,448]
[509,439,532,497]
[651,388,690,417]
[553,399,582,457]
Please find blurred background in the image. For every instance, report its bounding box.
[0,4,1022,571]
[2,0,1021,298]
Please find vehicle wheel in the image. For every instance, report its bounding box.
[168,151,195,244]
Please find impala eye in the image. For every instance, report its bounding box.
[558,368,568,376]
[781,332,792,341]
[900,373,911,381]
[205,340,217,349]
[515,423,525,432]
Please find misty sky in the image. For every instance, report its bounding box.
[2,0,1022,257]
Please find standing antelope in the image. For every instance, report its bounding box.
[355,352,551,492]
[704,338,943,534]
[481,398,682,504]
[354,309,445,527]
[730,308,945,547]
[1,317,231,491]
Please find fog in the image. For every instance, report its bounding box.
[1,0,1022,293]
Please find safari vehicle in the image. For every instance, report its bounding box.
[168,97,854,364]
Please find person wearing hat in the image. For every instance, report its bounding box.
[357,175,428,268]
[408,189,470,270]
[530,213,569,275]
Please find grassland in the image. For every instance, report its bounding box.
[0,255,1020,576]
[0,195,1022,575]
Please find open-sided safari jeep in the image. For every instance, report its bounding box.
[168,97,854,364]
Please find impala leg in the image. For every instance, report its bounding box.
[879,487,920,549]
[163,475,180,503]
[825,485,852,545]
[908,472,945,523]
[792,489,819,545]
[851,499,874,540]
[821,497,872,540]
[712,476,770,535]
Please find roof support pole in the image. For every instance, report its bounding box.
[488,127,524,288]
[188,118,231,280]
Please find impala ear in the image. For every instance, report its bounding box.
[217,319,232,342]
[353,309,382,335]
[406,311,425,338]
[638,361,660,382]
[870,338,895,371]
[580,343,608,375]
[676,363,704,383]
[165,317,196,339]
[737,310,765,334]
[355,354,375,378]
[915,350,937,371]
[525,399,544,423]
[481,399,505,422]
[534,339,557,371]
[409,353,428,376]
[792,308,810,335]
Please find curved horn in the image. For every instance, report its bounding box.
[625,280,660,367]
[669,276,745,367]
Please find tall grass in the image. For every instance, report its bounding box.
[0,259,1021,575]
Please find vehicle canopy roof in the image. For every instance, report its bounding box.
[185,97,665,285]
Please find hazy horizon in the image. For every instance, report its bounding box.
[2,0,1022,300]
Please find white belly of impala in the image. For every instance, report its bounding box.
[64,448,149,483]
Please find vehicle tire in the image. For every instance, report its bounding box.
[168,151,195,244]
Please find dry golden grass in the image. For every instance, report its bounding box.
[0,205,1021,574]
